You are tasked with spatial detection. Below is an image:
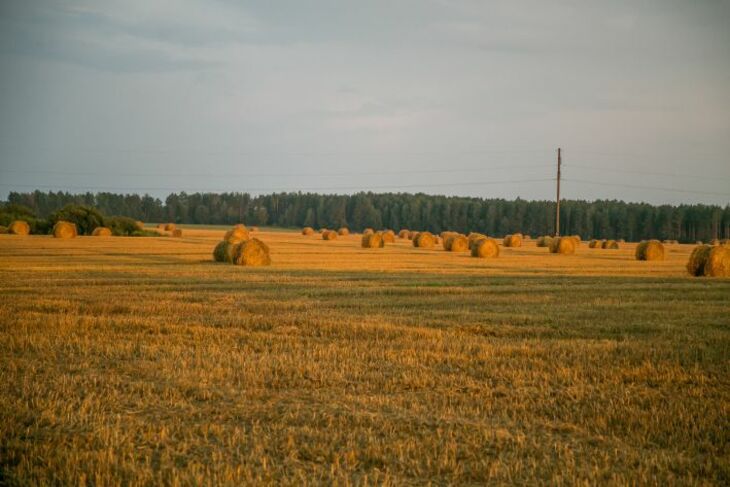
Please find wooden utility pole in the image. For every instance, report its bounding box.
[555,148,562,237]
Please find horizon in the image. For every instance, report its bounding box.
[3,187,730,210]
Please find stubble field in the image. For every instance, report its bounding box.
[1,227,728,485]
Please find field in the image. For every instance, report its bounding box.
[1,227,728,485]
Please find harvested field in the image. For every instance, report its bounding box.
[0,227,728,485]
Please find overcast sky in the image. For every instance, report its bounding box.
[1,0,729,205]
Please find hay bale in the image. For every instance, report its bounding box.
[434,236,441,245]
[0,225,7,234]
[8,220,30,235]
[157,223,165,230]
[398,229,410,239]
[91,227,112,237]
[363,228,374,236]
[536,236,552,247]
[135,221,144,230]
[171,229,183,238]
[164,223,176,232]
[302,227,315,235]
[413,231,435,248]
[467,232,487,248]
[361,233,384,248]
[232,238,271,266]
[572,235,582,242]
[602,239,619,249]
[471,238,499,258]
[618,239,625,243]
[225,226,250,243]
[53,221,77,239]
[503,234,522,247]
[213,241,238,263]
[251,226,259,232]
[588,239,603,248]
[319,228,327,234]
[322,230,338,240]
[635,240,665,261]
[338,227,350,236]
[446,235,469,252]
[549,236,576,254]
[380,230,395,243]
[687,244,730,277]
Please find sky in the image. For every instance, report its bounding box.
[1,0,729,205]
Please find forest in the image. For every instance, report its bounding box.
[4,190,729,242]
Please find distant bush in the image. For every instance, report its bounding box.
[48,205,105,236]
[105,216,139,236]
[0,203,49,234]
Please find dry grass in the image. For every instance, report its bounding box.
[0,228,728,485]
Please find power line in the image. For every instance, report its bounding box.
[0,177,554,194]
[0,143,551,157]
[563,178,729,197]
[0,163,553,180]
[565,163,730,184]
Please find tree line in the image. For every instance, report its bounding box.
[4,190,729,242]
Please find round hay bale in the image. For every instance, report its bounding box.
[618,239,626,243]
[471,238,499,258]
[588,239,603,249]
[171,229,183,238]
[302,227,315,235]
[434,236,441,245]
[225,226,250,243]
[8,220,30,235]
[536,236,552,247]
[446,235,469,252]
[232,238,271,266]
[135,221,144,230]
[363,228,374,236]
[53,221,77,239]
[91,227,112,237]
[696,241,703,245]
[572,235,582,243]
[380,230,395,243]
[549,236,576,254]
[361,233,384,248]
[602,239,619,249]
[338,227,350,236]
[406,231,416,240]
[164,223,176,232]
[467,232,487,248]
[157,223,165,229]
[413,231,435,248]
[0,225,7,234]
[687,244,730,277]
[322,230,338,240]
[398,229,410,239]
[503,234,522,247]
[635,240,665,261]
[213,240,235,262]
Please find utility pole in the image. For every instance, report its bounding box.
[555,147,561,237]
